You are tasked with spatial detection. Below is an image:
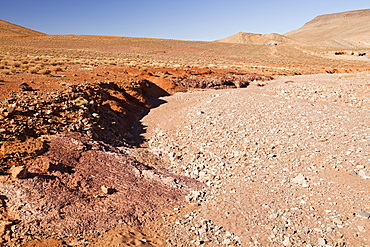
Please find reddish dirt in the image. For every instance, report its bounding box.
[0,132,203,246]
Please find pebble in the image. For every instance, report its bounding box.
[318,238,327,246]
[358,169,370,179]
[101,185,113,195]
[282,236,291,246]
[291,173,309,187]
[357,210,370,219]
[332,218,343,225]
[74,97,89,106]
[269,213,278,220]
[349,170,358,176]
[9,166,28,179]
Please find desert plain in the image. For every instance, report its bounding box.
[0,9,369,247]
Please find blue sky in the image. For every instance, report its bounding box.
[1,0,369,41]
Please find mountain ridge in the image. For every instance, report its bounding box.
[3,9,370,48]
[217,9,370,48]
[284,9,370,47]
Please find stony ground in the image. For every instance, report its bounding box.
[141,72,370,246]
[1,32,370,246]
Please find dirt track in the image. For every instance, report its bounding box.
[141,72,370,246]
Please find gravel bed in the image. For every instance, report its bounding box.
[142,72,370,246]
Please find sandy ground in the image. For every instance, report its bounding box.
[140,72,370,246]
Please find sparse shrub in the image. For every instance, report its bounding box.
[34,64,45,71]
[58,81,69,86]
[21,64,29,70]
[52,67,63,72]
[39,69,51,75]
[29,67,40,74]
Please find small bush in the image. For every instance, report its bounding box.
[29,67,40,74]
[52,67,63,72]
[39,69,51,75]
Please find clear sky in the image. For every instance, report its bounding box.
[1,0,369,41]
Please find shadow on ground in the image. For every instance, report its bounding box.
[129,97,168,146]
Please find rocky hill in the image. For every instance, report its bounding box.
[216,32,298,45]
[0,20,45,36]
[285,9,370,47]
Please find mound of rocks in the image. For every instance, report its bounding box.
[0,132,203,246]
[171,74,272,89]
[0,80,149,173]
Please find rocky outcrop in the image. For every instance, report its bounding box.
[171,74,272,89]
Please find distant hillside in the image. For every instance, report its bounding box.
[216,32,299,45]
[285,9,370,47]
[0,20,45,36]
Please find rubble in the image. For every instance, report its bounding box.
[143,72,370,246]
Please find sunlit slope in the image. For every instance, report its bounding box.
[0,20,45,36]
[285,9,370,47]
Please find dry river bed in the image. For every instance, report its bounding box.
[140,72,370,246]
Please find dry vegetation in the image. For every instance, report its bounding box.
[0,35,369,79]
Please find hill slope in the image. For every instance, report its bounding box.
[285,9,370,47]
[217,32,298,45]
[0,20,45,36]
